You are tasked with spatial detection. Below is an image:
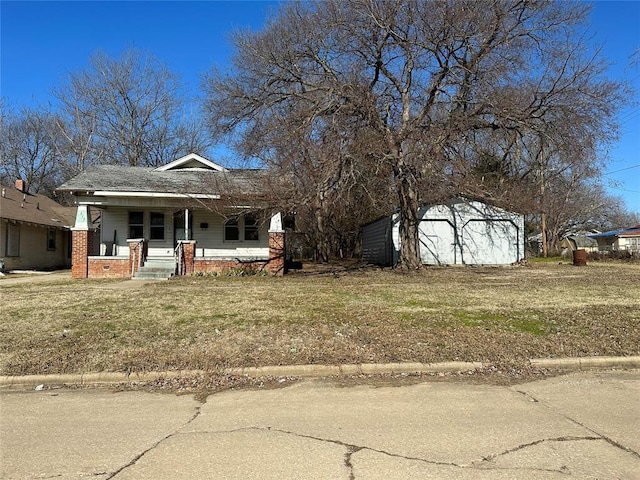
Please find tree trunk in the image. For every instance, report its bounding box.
[395,161,421,270]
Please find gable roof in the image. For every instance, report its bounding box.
[0,186,76,229]
[154,153,228,172]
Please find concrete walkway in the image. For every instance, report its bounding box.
[1,370,638,479]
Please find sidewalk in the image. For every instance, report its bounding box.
[2,369,639,479]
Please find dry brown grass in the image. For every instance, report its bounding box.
[1,261,638,376]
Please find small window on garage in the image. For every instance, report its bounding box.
[47,228,56,250]
[129,211,144,238]
[150,212,165,240]
[224,217,239,241]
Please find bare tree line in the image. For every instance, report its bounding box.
[1,1,638,263]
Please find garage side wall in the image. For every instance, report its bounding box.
[362,217,394,266]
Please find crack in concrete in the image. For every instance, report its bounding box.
[344,445,363,480]
[253,426,609,476]
[514,389,640,460]
[105,400,205,479]
[478,435,602,463]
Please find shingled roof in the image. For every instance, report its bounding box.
[0,185,76,229]
[56,156,268,198]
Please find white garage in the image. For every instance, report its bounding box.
[362,199,525,266]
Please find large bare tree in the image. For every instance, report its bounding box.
[204,0,624,268]
[54,49,211,168]
[0,103,62,195]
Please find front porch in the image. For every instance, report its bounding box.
[72,205,286,279]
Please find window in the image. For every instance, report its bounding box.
[150,212,165,240]
[129,211,144,238]
[47,228,56,250]
[224,217,239,241]
[244,214,259,241]
[6,223,19,257]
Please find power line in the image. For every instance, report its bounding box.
[604,164,640,175]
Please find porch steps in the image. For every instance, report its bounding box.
[133,258,177,280]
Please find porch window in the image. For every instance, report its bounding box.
[47,228,56,250]
[224,217,239,241]
[129,211,144,238]
[5,223,19,257]
[150,212,165,240]
[244,214,259,241]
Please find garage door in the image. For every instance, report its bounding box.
[462,219,518,265]
[419,220,456,265]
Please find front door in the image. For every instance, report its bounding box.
[173,210,193,247]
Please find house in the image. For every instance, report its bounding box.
[589,225,640,253]
[56,153,286,279]
[0,180,76,271]
[362,198,525,266]
[559,232,599,256]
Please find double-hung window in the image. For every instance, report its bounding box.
[47,228,56,250]
[150,212,165,240]
[224,217,240,241]
[244,214,259,241]
[129,211,144,238]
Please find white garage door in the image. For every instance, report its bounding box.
[419,220,456,265]
[462,219,518,265]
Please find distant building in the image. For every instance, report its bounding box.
[589,225,640,252]
[1,180,76,271]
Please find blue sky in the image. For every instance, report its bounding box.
[1,0,639,214]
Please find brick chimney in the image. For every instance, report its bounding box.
[15,179,27,193]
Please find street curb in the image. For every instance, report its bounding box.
[0,361,482,388]
[529,355,640,370]
[1,357,638,389]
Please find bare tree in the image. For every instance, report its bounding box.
[204,0,625,268]
[0,103,62,195]
[54,49,211,168]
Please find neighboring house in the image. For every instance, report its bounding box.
[362,198,525,266]
[559,232,599,255]
[589,225,640,253]
[56,153,286,279]
[0,180,76,271]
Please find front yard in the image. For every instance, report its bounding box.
[1,261,638,377]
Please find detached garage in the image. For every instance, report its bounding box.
[362,198,525,266]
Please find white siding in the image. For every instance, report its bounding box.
[96,207,270,259]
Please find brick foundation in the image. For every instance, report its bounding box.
[87,258,130,278]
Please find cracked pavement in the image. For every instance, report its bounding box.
[1,370,639,479]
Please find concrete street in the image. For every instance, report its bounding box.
[1,370,639,479]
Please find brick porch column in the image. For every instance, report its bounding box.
[71,205,93,279]
[71,230,89,279]
[181,240,196,275]
[268,212,285,276]
[128,239,145,278]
